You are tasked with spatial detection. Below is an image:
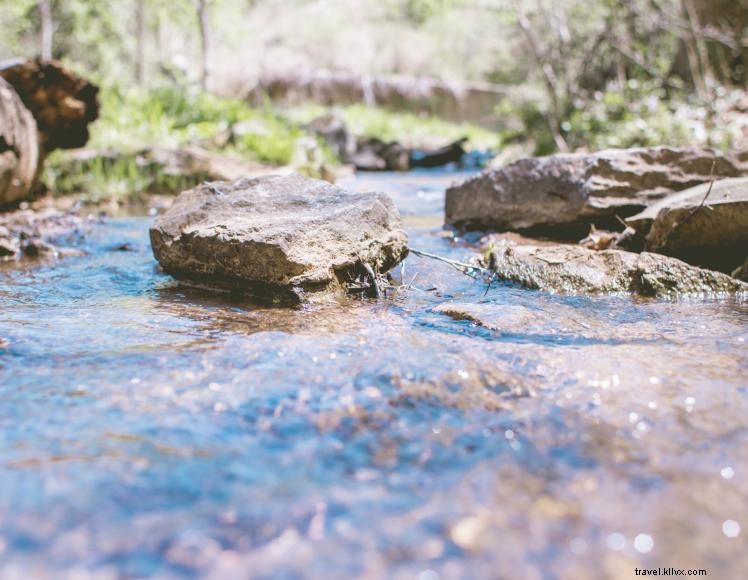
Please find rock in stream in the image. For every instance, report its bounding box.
[485,241,748,297]
[150,173,408,302]
[626,176,748,273]
[446,147,743,235]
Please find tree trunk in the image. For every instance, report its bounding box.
[38,0,53,60]
[195,0,212,91]
[0,78,42,206]
[0,59,100,152]
[513,1,569,152]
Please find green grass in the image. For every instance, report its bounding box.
[90,85,306,165]
[45,85,336,198]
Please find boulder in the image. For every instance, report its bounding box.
[0,77,41,206]
[445,147,743,236]
[150,173,408,302]
[484,242,747,297]
[625,177,748,274]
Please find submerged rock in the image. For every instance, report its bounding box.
[626,177,748,274]
[446,147,743,235]
[433,301,663,342]
[150,173,408,302]
[485,242,747,297]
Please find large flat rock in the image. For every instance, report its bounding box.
[626,177,748,273]
[445,147,743,235]
[150,173,408,302]
[485,242,747,297]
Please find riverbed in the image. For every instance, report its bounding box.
[1,170,747,579]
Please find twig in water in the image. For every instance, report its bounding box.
[408,247,496,295]
[483,271,498,297]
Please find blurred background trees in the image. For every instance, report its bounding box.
[1,0,747,156]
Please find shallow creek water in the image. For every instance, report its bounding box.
[1,171,747,580]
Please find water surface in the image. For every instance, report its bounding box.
[1,170,747,579]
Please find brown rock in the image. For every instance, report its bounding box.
[626,177,748,273]
[485,242,747,297]
[446,147,743,235]
[150,173,408,303]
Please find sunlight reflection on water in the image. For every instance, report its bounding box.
[1,170,747,579]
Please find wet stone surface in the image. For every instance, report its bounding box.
[1,170,747,579]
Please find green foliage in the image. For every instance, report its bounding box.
[44,151,149,200]
[564,82,692,151]
[495,81,699,156]
[90,85,307,166]
[44,85,336,198]
[289,103,499,150]
[495,98,558,156]
[0,0,38,55]
[389,0,456,25]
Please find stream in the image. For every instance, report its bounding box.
[1,170,747,579]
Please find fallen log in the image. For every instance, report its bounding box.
[0,77,42,206]
[0,58,99,152]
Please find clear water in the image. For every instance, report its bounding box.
[1,171,747,579]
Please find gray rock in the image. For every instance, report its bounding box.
[485,242,747,297]
[435,302,559,334]
[150,173,408,302]
[306,113,356,161]
[626,177,748,273]
[445,147,743,235]
[351,138,410,172]
[0,206,88,264]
